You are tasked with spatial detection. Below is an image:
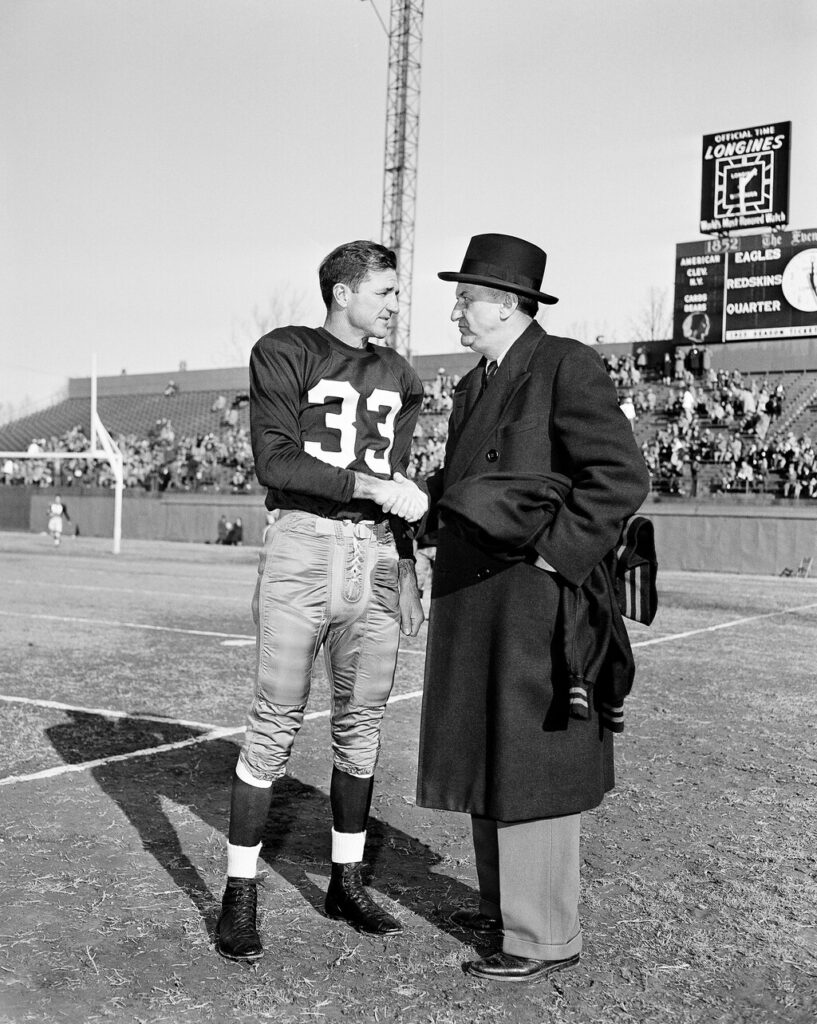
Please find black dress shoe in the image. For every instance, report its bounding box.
[463,950,580,983]
[325,863,403,935]
[216,877,264,962]
[449,909,503,934]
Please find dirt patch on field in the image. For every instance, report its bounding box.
[1,548,815,1023]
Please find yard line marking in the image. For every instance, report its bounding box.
[631,600,817,648]
[0,727,243,787]
[5,601,814,787]
[384,689,424,704]
[0,690,425,787]
[220,638,427,650]
[0,694,221,731]
[5,579,249,601]
[0,609,252,641]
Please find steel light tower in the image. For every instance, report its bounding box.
[380,0,424,357]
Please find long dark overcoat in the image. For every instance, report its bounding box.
[416,323,651,820]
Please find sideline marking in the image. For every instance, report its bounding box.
[0,609,252,641]
[4,599,816,787]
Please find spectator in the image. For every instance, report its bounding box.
[620,392,637,428]
[225,517,243,545]
[216,514,229,544]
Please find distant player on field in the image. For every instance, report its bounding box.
[47,495,70,546]
[216,240,427,962]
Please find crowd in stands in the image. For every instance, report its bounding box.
[421,368,460,414]
[1,416,255,493]
[3,356,817,499]
[616,353,817,498]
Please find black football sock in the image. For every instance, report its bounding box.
[228,775,274,848]
[330,767,375,835]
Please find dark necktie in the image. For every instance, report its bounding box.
[479,360,498,398]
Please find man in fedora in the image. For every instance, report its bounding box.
[416,233,650,982]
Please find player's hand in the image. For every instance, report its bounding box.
[387,472,429,522]
[398,560,425,636]
[371,475,427,522]
[353,471,428,521]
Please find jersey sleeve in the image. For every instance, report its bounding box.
[249,333,356,503]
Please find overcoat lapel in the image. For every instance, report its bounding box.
[445,322,544,485]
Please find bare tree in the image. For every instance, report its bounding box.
[628,286,672,342]
[224,285,315,365]
[563,319,617,346]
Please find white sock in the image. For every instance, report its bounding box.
[331,828,366,864]
[227,841,262,879]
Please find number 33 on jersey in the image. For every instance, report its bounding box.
[305,378,402,474]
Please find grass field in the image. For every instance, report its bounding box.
[1,530,816,1024]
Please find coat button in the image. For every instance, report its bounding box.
[486,449,499,462]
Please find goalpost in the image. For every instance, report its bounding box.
[0,356,125,553]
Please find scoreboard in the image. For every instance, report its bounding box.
[673,228,817,344]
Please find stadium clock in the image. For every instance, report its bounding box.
[781,248,817,312]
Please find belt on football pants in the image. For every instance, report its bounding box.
[276,508,392,541]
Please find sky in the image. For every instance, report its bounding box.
[2,0,816,418]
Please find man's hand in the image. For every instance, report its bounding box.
[398,559,425,636]
[353,471,428,522]
[385,472,428,521]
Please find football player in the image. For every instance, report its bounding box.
[47,495,70,546]
[216,240,427,962]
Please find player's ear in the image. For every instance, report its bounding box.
[332,282,350,309]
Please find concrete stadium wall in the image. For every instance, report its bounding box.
[2,489,815,576]
[646,500,817,576]
[0,487,32,531]
[20,490,268,547]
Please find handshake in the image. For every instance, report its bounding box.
[354,471,428,523]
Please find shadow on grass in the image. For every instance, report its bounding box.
[45,711,480,947]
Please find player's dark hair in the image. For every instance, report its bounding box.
[318,240,397,309]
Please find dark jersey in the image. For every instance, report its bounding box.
[250,325,423,528]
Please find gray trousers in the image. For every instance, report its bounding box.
[471,812,582,960]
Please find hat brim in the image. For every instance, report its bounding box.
[437,271,558,305]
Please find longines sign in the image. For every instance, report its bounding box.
[673,227,817,344]
[699,122,791,234]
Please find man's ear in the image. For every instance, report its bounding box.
[332,282,350,308]
[498,291,519,320]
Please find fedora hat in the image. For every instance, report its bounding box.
[438,233,558,305]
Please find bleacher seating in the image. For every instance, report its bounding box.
[0,389,250,452]
[4,359,817,501]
